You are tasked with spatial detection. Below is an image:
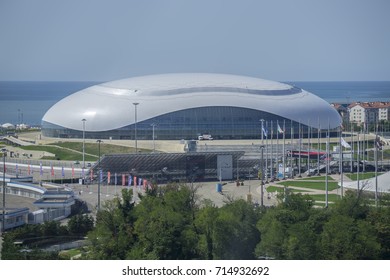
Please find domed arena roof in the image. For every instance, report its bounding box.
[42,73,341,135]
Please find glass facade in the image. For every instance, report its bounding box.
[42,106,334,140]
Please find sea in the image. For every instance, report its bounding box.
[0,81,389,126]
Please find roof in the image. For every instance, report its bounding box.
[42,73,342,131]
[348,101,390,109]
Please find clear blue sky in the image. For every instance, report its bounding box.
[0,0,389,82]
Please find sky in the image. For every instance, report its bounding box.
[0,0,389,82]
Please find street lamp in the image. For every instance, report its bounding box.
[151,123,157,153]
[260,145,265,207]
[2,148,7,233]
[82,119,86,170]
[96,139,103,211]
[133,103,139,153]
[260,119,265,145]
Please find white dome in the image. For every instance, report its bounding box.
[42,73,341,134]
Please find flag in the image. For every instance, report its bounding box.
[99,170,103,182]
[28,164,31,175]
[341,137,351,149]
[81,167,85,178]
[134,176,137,187]
[143,179,147,190]
[40,162,43,176]
[16,164,18,174]
[277,124,284,134]
[114,172,117,185]
[138,177,142,186]
[90,169,93,180]
[376,136,383,150]
[72,165,75,177]
[61,166,65,178]
[262,126,268,138]
[128,175,132,186]
[51,165,54,177]
[122,174,125,186]
[107,171,111,184]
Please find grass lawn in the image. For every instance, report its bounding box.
[20,142,152,161]
[48,142,150,155]
[298,175,334,181]
[307,193,340,202]
[266,185,312,193]
[21,145,97,161]
[346,172,383,181]
[277,180,339,191]
[59,248,82,259]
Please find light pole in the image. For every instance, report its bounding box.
[2,148,6,233]
[82,118,86,170]
[260,119,265,145]
[96,139,103,211]
[151,123,157,153]
[133,103,139,153]
[260,145,265,207]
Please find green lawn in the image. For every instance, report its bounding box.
[21,145,97,161]
[298,175,334,181]
[266,185,312,193]
[345,172,383,181]
[20,141,152,161]
[307,193,340,202]
[277,180,339,191]
[48,142,150,155]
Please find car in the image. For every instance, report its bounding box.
[74,160,80,165]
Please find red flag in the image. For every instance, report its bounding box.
[107,171,111,184]
[134,176,137,187]
[143,179,147,190]
[122,174,125,186]
[72,165,75,177]
[51,165,54,176]
[90,169,93,180]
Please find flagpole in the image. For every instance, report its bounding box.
[357,132,360,193]
[326,121,330,208]
[307,119,311,177]
[339,125,344,198]
[276,120,279,180]
[317,117,321,176]
[363,124,366,172]
[290,119,294,179]
[270,120,274,182]
[283,120,286,180]
[350,126,354,173]
[375,119,379,207]
[265,121,269,183]
[298,121,302,178]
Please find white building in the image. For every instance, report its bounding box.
[348,102,390,126]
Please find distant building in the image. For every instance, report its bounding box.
[331,103,349,124]
[348,102,390,126]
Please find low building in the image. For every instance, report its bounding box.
[348,102,390,126]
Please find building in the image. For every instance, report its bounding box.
[331,103,349,125]
[42,73,341,140]
[348,102,390,126]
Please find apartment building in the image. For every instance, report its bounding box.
[348,102,390,125]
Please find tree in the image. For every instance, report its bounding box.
[320,214,380,259]
[85,188,136,259]
[67,214,94,236]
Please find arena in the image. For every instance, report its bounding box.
[42,73,341,140]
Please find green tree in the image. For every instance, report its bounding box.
[320,214,380,259]
[129,184,199,259]
[85,188,136,259]
[67,214,94,236]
